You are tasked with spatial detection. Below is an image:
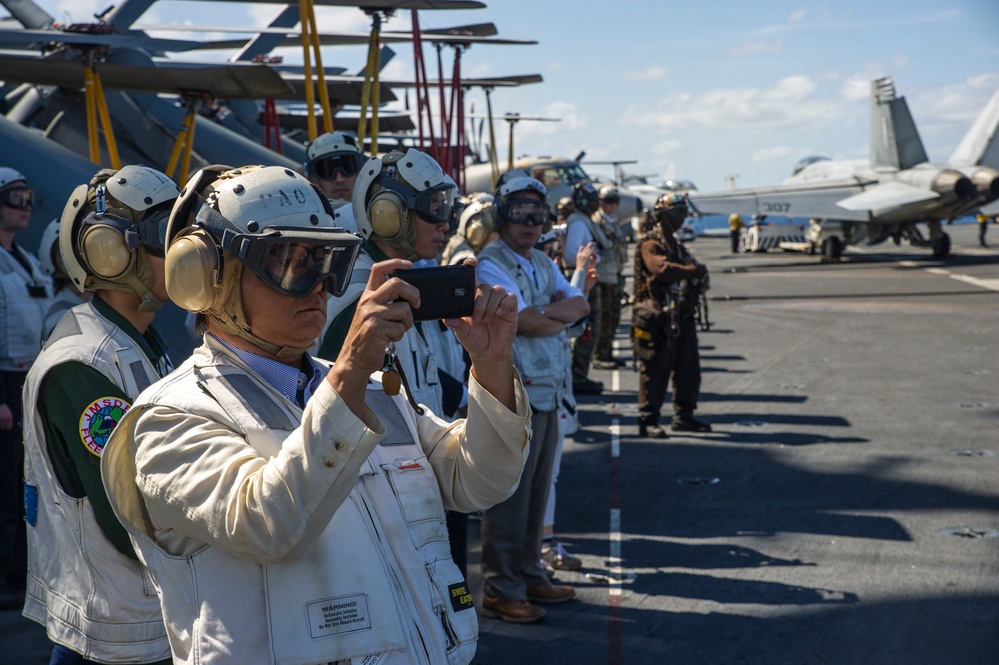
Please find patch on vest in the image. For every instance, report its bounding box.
[79,396,131,456]
[307,593,372,638]
[448,581,474,613]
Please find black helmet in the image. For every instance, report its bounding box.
[572,181,599,211]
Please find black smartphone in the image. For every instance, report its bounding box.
[392,264,476,321]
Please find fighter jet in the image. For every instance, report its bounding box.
[687,77,999,260]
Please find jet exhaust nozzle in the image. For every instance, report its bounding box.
[967,167,999,198]
[931,170,976,200]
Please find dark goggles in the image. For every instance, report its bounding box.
[310,153,365,181]
[82,208,170,258]
[376,175,457,227]
[500,199,551,226]
[0,187,34,210]
[223,227,363,298]
[601,197,621,205]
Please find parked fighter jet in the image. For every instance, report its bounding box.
[688,77,999,260]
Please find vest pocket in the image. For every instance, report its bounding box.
[380,457,449,549]
[425,558,477,665]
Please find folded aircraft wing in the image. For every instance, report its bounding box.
[0,54,293,98]
[835,181,939,213]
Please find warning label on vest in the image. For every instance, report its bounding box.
[307,593,372,638]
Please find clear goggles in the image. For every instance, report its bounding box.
[500,198,551,226]
[222,227,363,298]
[83,208,171,258]
[377,175,457,228]
[0,187,34,210]
[310,153,366,181]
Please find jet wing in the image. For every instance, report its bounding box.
[276,74,397,105]
[836,181,939,213]
[0,27,215,53]
[0,54,293,98]
[689,179,876,222]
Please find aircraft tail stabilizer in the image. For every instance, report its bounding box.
[948,86,999,168]
[869,77,928,170]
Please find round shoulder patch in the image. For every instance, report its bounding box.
[79,396,132,457]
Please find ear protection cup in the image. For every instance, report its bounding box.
[465,205,496,252]
[165,227,223,312]
[79,224,133,279]
[367,189,406,239]
[465,219,487,251]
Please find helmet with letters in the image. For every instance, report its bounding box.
[164,165,362,358]
[352,148,457,261]
[59,165,180,310]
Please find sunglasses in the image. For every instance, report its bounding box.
[311,154,365,181]
[0,187,34,210]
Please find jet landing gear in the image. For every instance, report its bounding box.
[910,221,951,259]
[821,236,844,261]
[931,233,951,259]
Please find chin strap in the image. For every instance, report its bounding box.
[207,260,313,360]
[87,248,167,312]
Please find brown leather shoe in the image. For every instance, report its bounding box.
[480,595,546,623]
[525,583,575,604]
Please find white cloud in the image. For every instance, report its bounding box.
[620,75,838,135]
[624,65,668,81]
[787,9,807,23]
[651,139,683,155]
[752,146,796,162]
[726,41,782,57]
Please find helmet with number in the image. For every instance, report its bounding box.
[304,132,366,199]
[495,176,551,233]
[598,184,620,203]
[164,165,362,359]
[652,192,689,231]
[556,196,574,219]
[59,165,180,310]
[571,181,599,212]
[456,192,496,253]
[352,148,456,261]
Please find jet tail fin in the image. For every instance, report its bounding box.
[869,77,928,170]
[354,46,396,78]
[947,86,999,168]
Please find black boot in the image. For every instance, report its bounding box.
[670,416,712,432]
[638,423,668,439]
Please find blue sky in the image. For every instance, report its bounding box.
[33,0,999,192]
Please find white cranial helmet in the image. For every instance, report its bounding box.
[0,167,27,189]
